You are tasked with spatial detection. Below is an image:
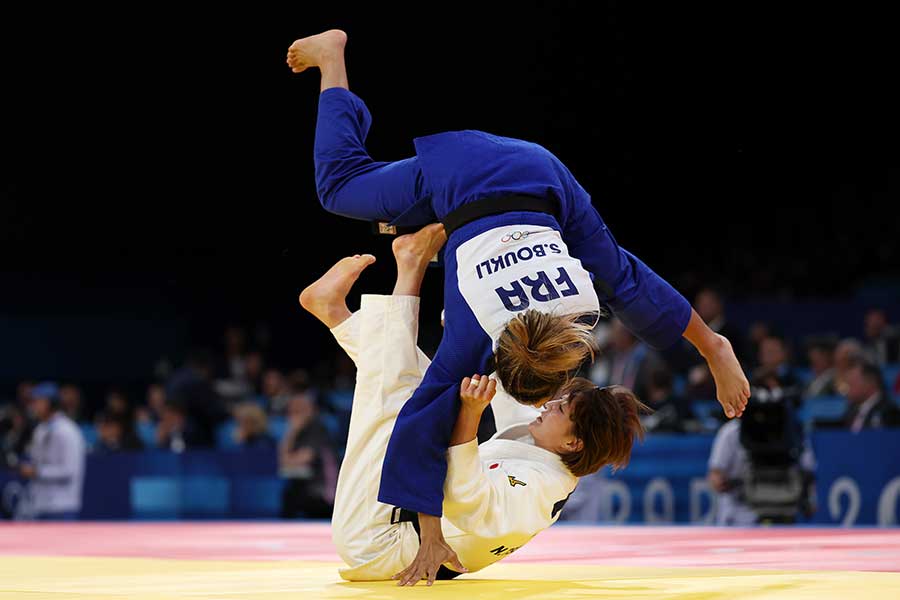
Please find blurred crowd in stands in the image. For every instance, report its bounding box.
[2,288,899,521]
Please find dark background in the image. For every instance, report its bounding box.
[2,2,898,379]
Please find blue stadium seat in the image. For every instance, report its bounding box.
[181,476,230,518]
[326,390,354,412]
[793,367,813,386]
[320,413,340,438]
[216,420,239,449]
[672,375,686,396]
[131,476,181,519]
[690,400,724,432]
[268,416,288,441]
[79,424,98,448]
[137,421,157,448]
[799,395,847,425]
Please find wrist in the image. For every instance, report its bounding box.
[459,404,485,418]
[418,513,443,539]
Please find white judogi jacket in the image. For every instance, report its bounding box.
[330,295,576,581]
[441,423,578,572]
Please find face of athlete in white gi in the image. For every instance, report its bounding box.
[528,395,582,456]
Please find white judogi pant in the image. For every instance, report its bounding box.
[330,294,576,581]
[329,295,427,580]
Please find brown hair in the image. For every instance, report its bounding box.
[559,378,647,477]
[495,310,596,405]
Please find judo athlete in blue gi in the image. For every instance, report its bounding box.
[288,29,750,582]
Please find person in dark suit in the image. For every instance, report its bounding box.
[843,361,900,432]
[863,308,900,366]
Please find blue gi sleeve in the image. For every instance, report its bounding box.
[378,254,494,517]
[555,169,692,350]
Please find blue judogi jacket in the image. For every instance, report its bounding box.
[314,88,691,515]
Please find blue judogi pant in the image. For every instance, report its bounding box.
[314,87,692,516]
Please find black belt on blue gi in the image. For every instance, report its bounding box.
[389,506,464,580]
[440,193,559,237]
[372,193,559,238]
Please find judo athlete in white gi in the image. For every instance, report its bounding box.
[299,224,646,585]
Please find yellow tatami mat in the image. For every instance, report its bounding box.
[2,557,898,600]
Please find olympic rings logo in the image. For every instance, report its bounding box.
[501,231,539,243]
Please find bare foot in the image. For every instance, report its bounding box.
[707,335,750,418]
[392,223,447,270]
[391,224,446,296]
[299,254,375,328]
[286,29,347,73]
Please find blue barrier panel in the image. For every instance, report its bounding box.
[232,477,284,518]
[131,477,181,520]
[3,430,898,523]
[811,429,900,526]
[182,476,230,518]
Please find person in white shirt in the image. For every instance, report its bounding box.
[19,382,86,520]
[299,224,646,586]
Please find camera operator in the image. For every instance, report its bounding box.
[707,367,815,525]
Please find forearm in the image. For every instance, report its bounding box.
[450,405,484,446]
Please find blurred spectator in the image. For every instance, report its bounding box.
[640,366,694,433]
[833,338,865,396]
[136,383,167,424]
[167,348,227,446]
[105,388,131,419]
[745,321,772,371]
[1,403,31,469]
[19,382,85,520]
[15,380,35,410]
[279,391,337,519]
[590,319,664,402]
[863,308,900,366]
[263,369,293,414]
[666,287,746,380]
[244,350,265,396]
[695,287,745,357]
[156,398,202,452]
[842,361,900,432]
[233,402,276,449]
[286,368,312,394]
[103,388,142,449]
[58,383,85,424]
[757,335,799,389]
[802,337,837,399]
[94,411,144,453]
[221,325,248,381]
[684,363,717,404]
[706,419,758,526]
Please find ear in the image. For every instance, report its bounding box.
[566,438,584,453]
